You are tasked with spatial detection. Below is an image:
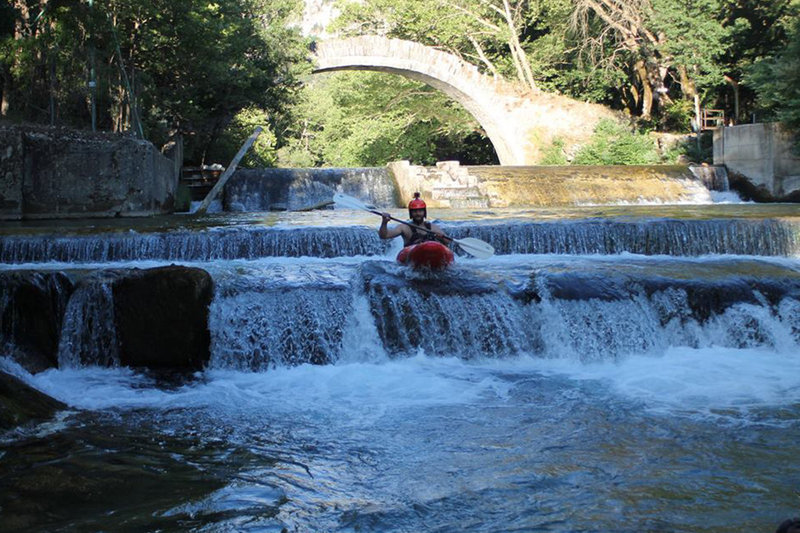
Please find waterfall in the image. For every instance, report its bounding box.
[209,285,352,370]
[0,227,387,264]
[447,218,800,256]
[0,271,72,371]
[2,218,798,264]
[2,208,798,372]
[689,165,730,191]
[195,260,800,369]
[56,273,120,368]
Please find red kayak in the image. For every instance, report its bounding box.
[396,241,455,270]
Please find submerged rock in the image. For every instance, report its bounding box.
[0,371,67,431]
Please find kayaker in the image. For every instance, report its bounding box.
[378,192,447,246]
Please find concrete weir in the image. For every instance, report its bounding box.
[388,161,726,207]
[714,123,800,202]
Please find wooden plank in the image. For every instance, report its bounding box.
[194,126,263,215]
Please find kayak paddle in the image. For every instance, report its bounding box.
[332,192,495,259]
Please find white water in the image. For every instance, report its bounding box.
[5,338,800,531]
[9,341,799,423]
[3,204,800,531]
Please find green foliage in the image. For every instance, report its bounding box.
[747,14,800,141]
[651,0,730,90]
[211,107,278,168]
[333,0,545,88]
[278,72,495,167]
[5,0,800,167]
[572,119,660,165]
[668,132,713,164]
[1,0,307,165]
[660,100,695,133]
[695,0,799,125]
[539,137,568,165]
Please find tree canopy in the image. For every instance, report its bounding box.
[0,0,308,164]
[332,0,797,128]
[2,0,798,167]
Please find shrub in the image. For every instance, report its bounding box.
[539,137,568,165]
[212,107,277,168]
[572,119,660,165]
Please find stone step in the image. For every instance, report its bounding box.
[432,186,486,199]
[448,197,490,208]
[431,186,490,208]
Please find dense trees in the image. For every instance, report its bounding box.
[0,0,308,164]
[332,0,797,126]
[275,71,495,167]
[286,0,798,165]
[745,5,800,137]
[2,0,798,166]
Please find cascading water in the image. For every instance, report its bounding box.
[56,274,120,368]
[1,200,799,532]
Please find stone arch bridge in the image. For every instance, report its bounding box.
[312,36,615,166]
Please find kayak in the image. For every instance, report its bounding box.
[396,241,455,270]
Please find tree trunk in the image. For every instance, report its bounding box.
[724,75,739,125]
[1,66,10,116]
[634,60,653,119]
[678,65,700,130]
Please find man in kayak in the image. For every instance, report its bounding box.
[378,192,447,246]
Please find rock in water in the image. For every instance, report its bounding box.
[0,371,67,431]
[113,266,213,370]
[0,271,73,373]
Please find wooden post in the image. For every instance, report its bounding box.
[195,126,263,215]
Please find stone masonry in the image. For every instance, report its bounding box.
[313,36,619,166]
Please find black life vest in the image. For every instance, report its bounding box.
[405,222,435,246]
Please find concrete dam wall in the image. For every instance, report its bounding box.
[0,125,177,221]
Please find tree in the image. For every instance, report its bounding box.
[310,0,800,165]
[570,0,730,126]
[747,14,800,140]
[277,71,494,166]
[334,0,544,93]
[0,0,308,165]
[717,0,798,124]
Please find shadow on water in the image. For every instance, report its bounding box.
[0,410,249,531]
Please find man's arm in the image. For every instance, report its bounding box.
[428,222,449,243]
[378,213,406,240]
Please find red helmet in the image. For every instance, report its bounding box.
[408,192,427,218]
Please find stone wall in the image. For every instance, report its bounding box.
[0,125,178,220]
[713,123,800,201]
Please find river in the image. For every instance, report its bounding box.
[1,201,799,532]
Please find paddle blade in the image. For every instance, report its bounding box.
[454,237,494,259]
[333,193,372,211]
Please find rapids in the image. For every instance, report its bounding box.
[1,201,800,532]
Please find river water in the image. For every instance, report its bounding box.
[1,201,800,532]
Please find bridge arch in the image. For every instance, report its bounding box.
[312,36,528,165]
[312,36,616,166]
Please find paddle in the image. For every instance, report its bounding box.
[332,192,495,259]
